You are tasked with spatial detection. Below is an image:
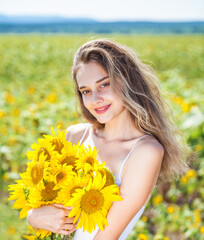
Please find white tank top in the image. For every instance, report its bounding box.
[74,123,156,240]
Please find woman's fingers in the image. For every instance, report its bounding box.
[53,204,73,210]
[27,205,76,234]
[64,216,75,224]
[62,223,75,231]
[52,204,75,219]
[64,210,73,218]
[58,228,75,235]
[58,224,76,235]
[64,209,74,217]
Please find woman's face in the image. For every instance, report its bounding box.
[76,61,125,124]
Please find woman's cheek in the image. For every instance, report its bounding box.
[82,97,91,110]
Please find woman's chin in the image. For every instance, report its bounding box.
[97,119,107,124]
[95,117,110,124]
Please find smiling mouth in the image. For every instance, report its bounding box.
[94,104,111,114]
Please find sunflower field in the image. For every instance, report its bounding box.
[0,34,204,240]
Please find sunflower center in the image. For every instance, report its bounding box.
[41,182,59,202]
[37,147,51,161]
[70,186,80,197]
[30,162,44,185]
[81,190,104,214]
[85,156,94,165]
[104,169,114,187]
[56,172,65,182]
[99,170,104,177]
[51,139,64,154]
[61,156,77,166]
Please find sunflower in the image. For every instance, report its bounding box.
[90,161,115,187]
[28,181,59,208]
[8,179,32,219]
[22,235,37,240]
[57,173,90,204]
[51,163,74,188]
[23,226,51,240]
[97,167,115,188]
[75,145,99,173]
[26,138,56,162]
[43,126,70,154]
[20,153,51,190]
[36,229,52,239]
[67,173,123,233]
[53,142,80,172]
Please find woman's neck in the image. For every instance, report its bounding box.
[93,109,144,143]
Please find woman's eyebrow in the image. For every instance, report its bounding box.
[79,76,109,90]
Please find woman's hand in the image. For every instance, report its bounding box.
[27,204,76,235]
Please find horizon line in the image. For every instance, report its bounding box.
[0,13,204,23]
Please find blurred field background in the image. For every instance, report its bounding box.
[0,34,203,240]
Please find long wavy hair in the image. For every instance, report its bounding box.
[71,38,192,184]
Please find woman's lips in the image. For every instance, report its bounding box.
[94,104,111,114]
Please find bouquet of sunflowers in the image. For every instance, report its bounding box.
[8,126,123,239]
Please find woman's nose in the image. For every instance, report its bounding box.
[92,91,103,105]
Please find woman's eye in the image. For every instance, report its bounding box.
[100,83,110,88]
[80,83,109,95]
[82,90,89,95]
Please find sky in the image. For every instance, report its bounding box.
[0,0,204,22]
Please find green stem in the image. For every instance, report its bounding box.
[51,232,54,240]
[62,235,68,240]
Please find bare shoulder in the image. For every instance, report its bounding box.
[129,135,164,168]
[137,135,164,157]
[121,135,164,195]
[65,123,90,145]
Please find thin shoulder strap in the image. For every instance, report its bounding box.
[118,134,149,182]
[78,124,90,147]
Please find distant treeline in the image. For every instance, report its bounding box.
[0,21,204,34]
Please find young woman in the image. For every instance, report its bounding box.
[27,39,190,240]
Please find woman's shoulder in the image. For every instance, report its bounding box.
[65,122,91,144]
[124,134,164,170]
[138,135,164,153]
[131,134,164,166]
[122,135,164,190]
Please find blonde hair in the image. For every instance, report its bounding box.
[72,38,192,184]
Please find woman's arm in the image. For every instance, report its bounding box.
[27,204,76,235]
[94,140,164,240]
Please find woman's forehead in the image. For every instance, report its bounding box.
[76,62,108,86]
